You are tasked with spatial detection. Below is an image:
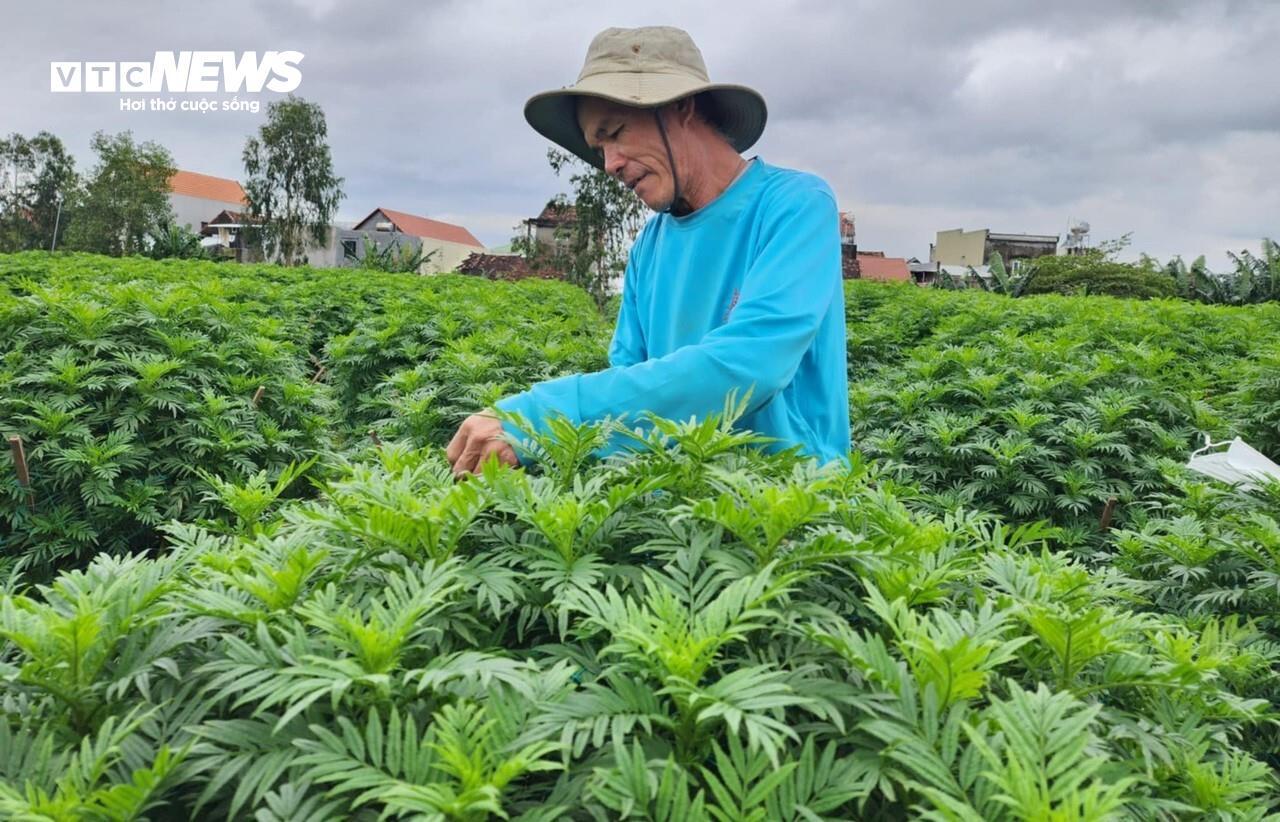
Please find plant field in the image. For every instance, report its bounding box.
[0,254,608,575]
[1,253,1278,820]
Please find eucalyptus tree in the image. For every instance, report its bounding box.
[242,96,344,267]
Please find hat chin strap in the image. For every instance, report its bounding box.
[653,108,688,216]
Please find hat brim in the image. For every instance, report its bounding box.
[524,73,767,171]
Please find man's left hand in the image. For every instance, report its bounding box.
[447,411,519,476]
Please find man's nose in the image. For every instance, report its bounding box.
[603,145,626,178]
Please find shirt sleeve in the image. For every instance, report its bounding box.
[496,179,840,459]
[606,245,646,369]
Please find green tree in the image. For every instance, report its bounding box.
[0,131,78,252]
[63,131,175,256]
[1153,253,1239,303]
[1020,252,1177,299]
[1147,239,1280,305]
[242,96,344,267]
[1224,237,1280,303]
[516,147,646,308]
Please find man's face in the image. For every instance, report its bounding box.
[577,96,680,211]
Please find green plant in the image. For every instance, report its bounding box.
[0,252,612,576]
[147,222,207,260]
[1155,239,1280,305]
[846,279,1280,545]
[345,232,438,274]
[2,250,1279,819]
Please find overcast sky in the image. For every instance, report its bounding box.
[3,0,1277,268]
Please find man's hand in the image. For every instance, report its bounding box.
[447,411,519,476]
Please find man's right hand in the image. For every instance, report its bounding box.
[446,411,519,477]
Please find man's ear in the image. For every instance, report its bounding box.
[674,96,697,126]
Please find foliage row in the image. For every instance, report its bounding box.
[1,253,1278,818]
[0,253,609,574]
[844,280,1280,542]
[3,420,1278,819]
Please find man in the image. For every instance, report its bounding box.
[447,26,849,475]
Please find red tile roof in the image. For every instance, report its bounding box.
[168,170,247,205]
[458,253,564,282]
[856,254,911,282]
[356,207,484,248]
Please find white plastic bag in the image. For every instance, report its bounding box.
[1186,436,1280,490]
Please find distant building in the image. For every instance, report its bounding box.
[930,228,1058,271]
[846,250,911,283]
[513,200,639,295]
[523,202,577,253]
[458,252,565,282]
[199,209,262,263]
[518,201,593,288]
[906,257,940,286]
[836,211,912,283]
[222,209,486,272]
[167,170,246,233]
[839,212,856,246]
[838,211,858,277]
[341,207,486,273]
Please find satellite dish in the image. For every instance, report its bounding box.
[1062,218,1091,254]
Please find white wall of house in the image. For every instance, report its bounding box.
[168,193,242,233]
[298,225,341,268]
[274,227,484,272]
[423,238,486,274]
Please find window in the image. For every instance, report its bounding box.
[341,239,358,261]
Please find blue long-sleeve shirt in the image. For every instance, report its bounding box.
[495,157,851,466]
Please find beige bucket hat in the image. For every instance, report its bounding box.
[524,26,768,170]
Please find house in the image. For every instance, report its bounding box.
[838,211,858,277]
[167,170,246,233]
[985,232,1059,270]
[182,183,487,270]
[857,254,912,282]
[906,257,940,286]
[513,200,636,295]
[199,209,262,262]
[847,250,911,283]
[523,202,577,252]
[197,210,349,267]
[930,228,1058,271]
[343,207,486,273]
[517,201,588,287]
[457,252,563,282]
[835,210,911,282]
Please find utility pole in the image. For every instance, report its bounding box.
[50,191,63,251]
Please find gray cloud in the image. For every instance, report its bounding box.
[2,0,1276,267]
